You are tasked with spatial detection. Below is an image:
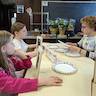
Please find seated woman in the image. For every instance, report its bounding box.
[67,16,96,60]
[11,22,37,58]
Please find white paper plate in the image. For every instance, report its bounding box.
[47,45,58,49]
[55,48,68,53]
[58,40,69,47]
[52,62,77,74]
[64,51,80,57]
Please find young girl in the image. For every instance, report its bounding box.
[0,30,63,96]
[67,16,96,59]
[11,22,37,58]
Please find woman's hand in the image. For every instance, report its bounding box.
[68,45,81,53]
[66,42,77,46]
[38,76,63,86]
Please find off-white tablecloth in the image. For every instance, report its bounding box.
[19,43,95,96]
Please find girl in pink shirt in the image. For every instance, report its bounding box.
[0,31,63,96]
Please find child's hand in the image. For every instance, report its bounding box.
[38,76,63,86]
[26,51,37,58]
[32,49,37,57]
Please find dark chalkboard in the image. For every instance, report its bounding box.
[42,1,96,33]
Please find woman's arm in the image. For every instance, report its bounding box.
[68,45,96,59]
[66,42,77,46]
[67,46,86,56]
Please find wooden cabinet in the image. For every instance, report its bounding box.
[0,0,16,31]
[16,0,41,31]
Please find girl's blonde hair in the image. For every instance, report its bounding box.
[80,16,96,30]
[11,22,26,35]
[0,30,12,69]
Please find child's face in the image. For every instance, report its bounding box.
[81,23,94,35]
[5,41,15,55]
[15,26,27,39]
[2,38,15,55]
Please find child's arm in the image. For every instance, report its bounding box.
[28,44,37,49]
[14,50,28,59]
[10,56,32,70]
[9,50,32,70]
[0,71,38,94]
[15,49,37,58]
[26,50,37,58]
[0,71,63,94]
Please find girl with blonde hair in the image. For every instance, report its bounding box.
[0,30,62,96]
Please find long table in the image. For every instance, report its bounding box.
[19,44,95,96]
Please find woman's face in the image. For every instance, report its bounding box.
[16,26,27,39]
[81,23,94,35]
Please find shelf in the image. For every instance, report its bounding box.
[25,33,82,39]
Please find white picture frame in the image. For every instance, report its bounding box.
[17,5,24,13]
